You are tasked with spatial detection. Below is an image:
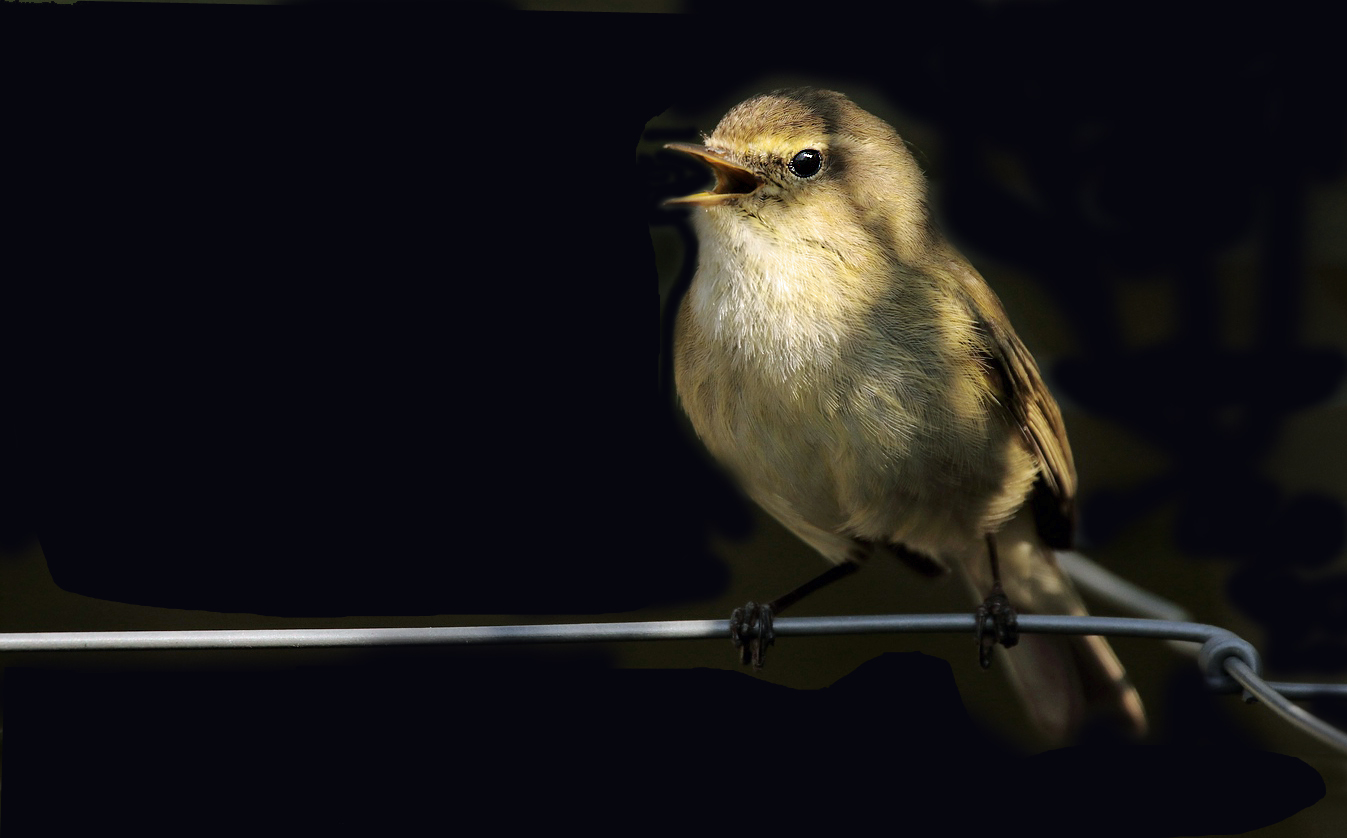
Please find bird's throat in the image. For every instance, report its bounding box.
[688,218,855,383]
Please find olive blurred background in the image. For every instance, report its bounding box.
[3,2,1345,835]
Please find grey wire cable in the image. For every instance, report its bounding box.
[2,614,1345,754]
[0,621,730,652]
[0,615,1279,655]
[1223,657,1347,753]
[1055,551,1206,658]
[1056,551,1192,622]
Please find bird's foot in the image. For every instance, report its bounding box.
[975,583,1018,669]
[730,601,775,669]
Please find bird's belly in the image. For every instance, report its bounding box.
[696,373,1032,562]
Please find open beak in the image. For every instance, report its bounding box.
[663,143,762,207]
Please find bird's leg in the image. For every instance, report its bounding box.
[731,560,861,669]
[975,534,1018,669]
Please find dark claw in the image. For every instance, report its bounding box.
[730,603,750,662]
[975,584,1018,670]
[730,601,775,668]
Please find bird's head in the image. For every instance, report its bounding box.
[665,88,934,262]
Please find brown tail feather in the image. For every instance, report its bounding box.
[961,512,1147,742]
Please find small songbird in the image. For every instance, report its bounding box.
[665,87,1145,741]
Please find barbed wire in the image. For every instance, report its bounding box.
[2,613,1345,754]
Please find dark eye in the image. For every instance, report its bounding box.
[788,149,823,178]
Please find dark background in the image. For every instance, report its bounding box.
[3,2,1344,835]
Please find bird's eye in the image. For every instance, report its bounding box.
[788,149,823,178]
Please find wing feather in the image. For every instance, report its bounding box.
[947,259,1076,548]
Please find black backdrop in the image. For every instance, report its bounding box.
[3,2,1341,835]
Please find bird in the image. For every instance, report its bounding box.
[664,87,1146,741]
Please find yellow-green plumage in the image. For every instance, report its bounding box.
[670,88,1143,741]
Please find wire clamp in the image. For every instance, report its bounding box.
[1199,632,1262,701]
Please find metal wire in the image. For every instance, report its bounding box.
[1224,657,1347,753]
[2,613,1345,754]
[0,621,729,651]
[1055,551,1193,622]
